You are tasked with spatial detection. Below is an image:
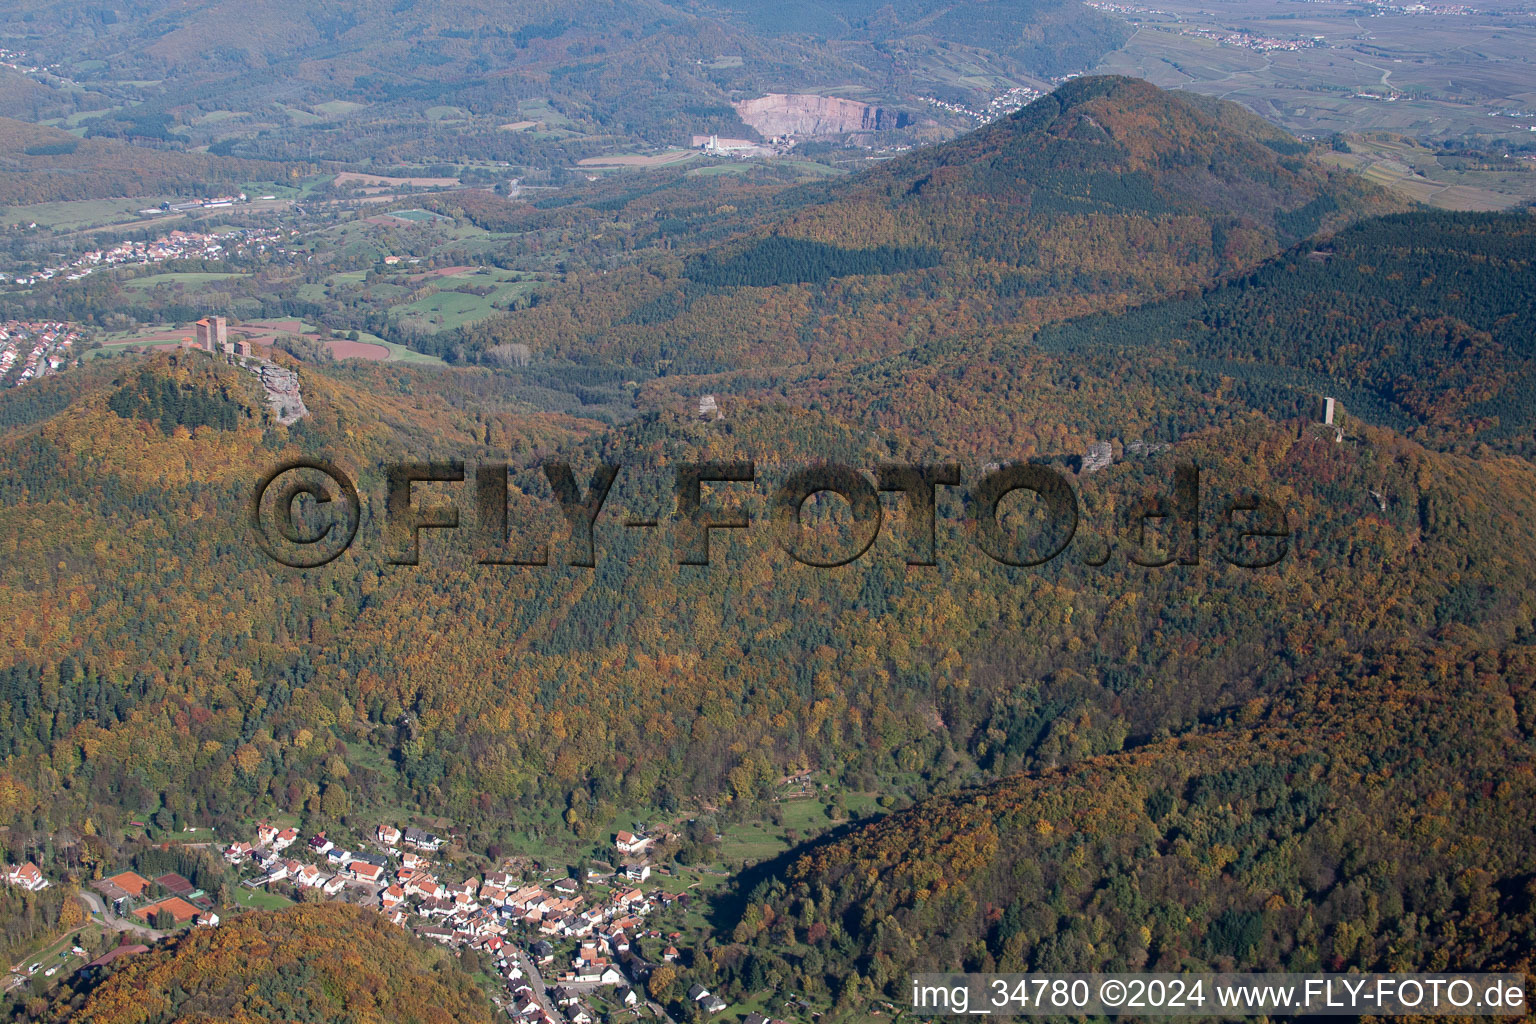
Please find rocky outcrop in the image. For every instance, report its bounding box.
[1081,440,1113,474]
[734,93,910,137]
[256,363,308,424]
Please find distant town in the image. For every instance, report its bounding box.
[0,320,80,387]
[1171,27,1326,52]
[0,219,293,290]
[918,85,1046,125]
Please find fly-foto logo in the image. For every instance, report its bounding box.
[249,459,1290,570]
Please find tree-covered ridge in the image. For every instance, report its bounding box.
[684,238,942,287]
[606,210,1533,470]
[106,359,258,435]
[3,214,1532,861]
[451,78,1405,370]
[3,324,1536,866]
[0,118,311,205]
[51,903,496,1024]
[1029,210,1536,454]
[749,644,1536,1000]
[0,80,1529,1023]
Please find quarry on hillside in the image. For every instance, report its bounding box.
[734,93,911,136]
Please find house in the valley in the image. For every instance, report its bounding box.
[350,862,385,884]
[614,831,653,856]
[403,827,443,851]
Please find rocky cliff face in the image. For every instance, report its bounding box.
[734,93,910,136]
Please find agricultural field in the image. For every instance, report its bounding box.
[332,171,461,189]
[122,271,246,291]
[577,149,701,169]
[390,268,538,331]
[344,330,448,365]
[516,98,576,129]
[312,99,368,117]
[373,208,447,223]
[1091,0,1536,146]
[1318,136,1536,210]
[0,196,171,230]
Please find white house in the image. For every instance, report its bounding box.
[5,863,48,891]
[614,831,654,856]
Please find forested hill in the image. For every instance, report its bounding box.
[49,903,496,1023]
[0,117,311,204]
[1028,209,1536,457]
[701,209,1536,464]
[4,340,1536,855]
[749,644,1536,997]
[452,77,1406,370]
[801,75,1384,240]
